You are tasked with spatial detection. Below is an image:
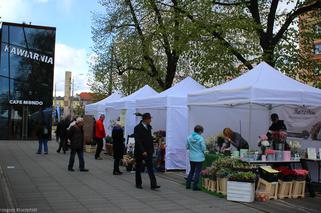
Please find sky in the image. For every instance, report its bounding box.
[0,0,103,96]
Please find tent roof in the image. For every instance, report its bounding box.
[188,62,321,106]
[85,91,123,114]
[136,77,205,108]
[106,85,158,109]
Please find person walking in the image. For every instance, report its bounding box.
[95,114,106,160]
[68,117,89,172]
[36,110,49,155]
[186,125,206,191]
[112,120,125,175]
[57,116,71,154]
[134,113,160,190]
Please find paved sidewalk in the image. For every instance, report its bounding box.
[0,140,262,213]
[1,140,320,213]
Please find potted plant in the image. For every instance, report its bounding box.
[258,134,270,155]
[227,171,256,202]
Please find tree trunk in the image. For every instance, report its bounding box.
[165,54,179,89]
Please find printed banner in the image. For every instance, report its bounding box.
[275,106,321,141]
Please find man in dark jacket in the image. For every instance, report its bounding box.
[67,117,89,172]
[112,120,125,175]
[134,113,160,190]
[56,116,70,154]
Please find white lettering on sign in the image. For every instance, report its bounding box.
[9,100,43,106]
[3,44,54,65]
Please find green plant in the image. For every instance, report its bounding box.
[229,172,256,182]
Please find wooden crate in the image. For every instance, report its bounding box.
[278,180,293,199]
[208,179,216,192]
[84,145,96,153]
[217,177,227,195]
[202,178,210,189]
[256,178,278,200]
[227,181,255,203]
[292,181,305,199]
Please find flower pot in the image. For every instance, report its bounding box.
[227,181,255,203]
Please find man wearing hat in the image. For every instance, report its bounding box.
[134,113,160,190]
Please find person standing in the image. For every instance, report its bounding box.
[36,110,49,155]
[68,117,89,172]
[186,125,206,191]
[95,114,106,160]
[134,113,160,190]
[57,116,71,154]
[112,120,125,175]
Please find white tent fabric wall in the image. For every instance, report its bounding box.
[136,77,206,170]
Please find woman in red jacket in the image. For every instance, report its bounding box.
[95,114,106,160]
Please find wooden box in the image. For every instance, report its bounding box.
[278,180,293,199]
[84,144,96,153]
[292,181,305,199]
[208,179,216,192]
[202,178,210,189]
[216,177,227,195]
[256,178,278,200]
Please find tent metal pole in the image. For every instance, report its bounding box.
[249,103,252,147]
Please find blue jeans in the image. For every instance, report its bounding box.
[186,161,203,190]
[37,139,48,154]
[68,149,85,170]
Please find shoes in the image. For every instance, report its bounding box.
[95,157,103,160]
[80,169,89,172]
[186,186,191,189]
[36,152,41,154]
[136,185,143,189]
[113,171,123,175]
[44,153,48,155]
[151,185,161,190]
[68,169,75,172]
[57,150,60,153]
[193,188,200,191]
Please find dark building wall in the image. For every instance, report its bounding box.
[0,22,56,140]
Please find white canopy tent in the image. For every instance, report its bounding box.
[105,85,158,136]
[188,62,321,149]
[136,77,206,170]
[85,91,123,118]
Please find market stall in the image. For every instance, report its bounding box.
[85,91,123,118]
[188,62,321,151]
[105,85,158,136]
[135,77,205,170]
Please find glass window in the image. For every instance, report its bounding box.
[315,24,321,35]
[315,43,321,55]
[0,47,9,77]
[1,25,9,44]
[8,26,26,47]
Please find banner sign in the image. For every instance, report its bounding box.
[276,106,321,141]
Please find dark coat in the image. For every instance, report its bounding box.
[68,124,84,150]
[36,123,50,140]
[269,120,287,132]
[112,125,125,160]
[231,132,249,151]
[134,121,154,159]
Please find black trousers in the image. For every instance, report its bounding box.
[135,157,157,187]
[68,149,85,170]
[57,136,66,152]
[95,138,103,159]
[114,158,121,173]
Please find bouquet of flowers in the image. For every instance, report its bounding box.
[270,131,287,150]
[287,140,301,154]
[275,166,296,181]
[200,169,209,178]
[258,134,270,154]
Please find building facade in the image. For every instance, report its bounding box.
[0,22,56,140]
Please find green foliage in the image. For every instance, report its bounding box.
[90,0,321,97]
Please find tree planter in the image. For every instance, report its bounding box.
[227,181,255,203]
